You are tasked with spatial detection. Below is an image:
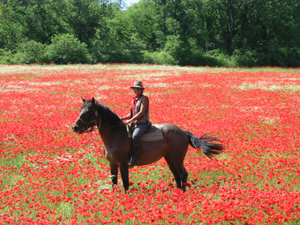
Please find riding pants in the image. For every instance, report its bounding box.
[132,122,151,140]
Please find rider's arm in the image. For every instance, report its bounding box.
[126,97,148,123]
[120,112,131,120]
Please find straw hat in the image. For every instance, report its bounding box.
[130,81,145,89]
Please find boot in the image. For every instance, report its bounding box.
[127,139,142,166]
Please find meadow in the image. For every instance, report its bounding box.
[0,64,300,224]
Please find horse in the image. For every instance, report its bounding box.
[72,98,224,192]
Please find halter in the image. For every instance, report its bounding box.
[77,118,99,129]
[75,113,101,133]
[75,111,126,134]
[75,113,125,147]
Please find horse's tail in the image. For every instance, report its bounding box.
[185,131,224,158]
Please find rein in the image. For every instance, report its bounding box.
[76,114,126,147]
[77,117,126,133]
[87,123,126,132]
[84,119,126,147]
[76,118,99,133]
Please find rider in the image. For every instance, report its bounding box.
[120,81,151,166]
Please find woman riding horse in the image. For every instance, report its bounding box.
[120,81,151,166]
[72,96,224,192]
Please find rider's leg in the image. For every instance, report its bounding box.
[127,123,148,166]
[132,123,149,139]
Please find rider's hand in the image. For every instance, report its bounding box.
[125,120,132,125]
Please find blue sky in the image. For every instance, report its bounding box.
[124,0,140,7]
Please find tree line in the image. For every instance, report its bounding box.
[1,0,300,67]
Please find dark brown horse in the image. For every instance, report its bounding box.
[72,98,224,192]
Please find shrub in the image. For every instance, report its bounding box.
[46,34,92,64]
[142,51,177,65]
[12,40,46,64]
[192,50,229,67]
[0,49,14,64]
[230,49,258,67]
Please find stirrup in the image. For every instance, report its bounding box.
[127,156,134,166]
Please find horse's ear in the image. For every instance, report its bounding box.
[81,97,86,103]
[91,97,96,106]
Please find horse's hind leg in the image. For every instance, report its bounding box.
[164,155,188,192]
[180,165,188,192]
[164,155,182,189]
[175,163,188,192]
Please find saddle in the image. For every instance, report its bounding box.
[126,124,164,142]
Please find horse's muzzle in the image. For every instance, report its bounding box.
[72,124,82,134]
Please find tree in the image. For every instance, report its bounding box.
[0,0,26,50]
[0,0,299,66]
[45,0,104,47]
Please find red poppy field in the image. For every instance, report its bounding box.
[1,64,300,224]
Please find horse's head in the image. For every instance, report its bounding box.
[72,97,100,134]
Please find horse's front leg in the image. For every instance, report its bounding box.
[110,162,119,187]
[119,162,129,192]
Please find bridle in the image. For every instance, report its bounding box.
[76,118,99,132]
[75,113,125,133]
[75,111,101,133]
[74,110,127,148]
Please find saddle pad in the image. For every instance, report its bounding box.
[140,124,163,142]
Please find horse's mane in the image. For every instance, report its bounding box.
[95,101,123,126]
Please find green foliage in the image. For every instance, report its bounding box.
[231,49,258,67]
[163,35,181,61]
[192,50,228,67]
[0,49,14,64]
[46,34,92,64]
[13,40,46,64]
[143,50,177,65]
[0,0,299,66]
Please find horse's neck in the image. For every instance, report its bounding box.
[97,104,126,146]
[98,124,127,151]
[97,104,122,128]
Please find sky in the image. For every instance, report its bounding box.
[123,0,140,7]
